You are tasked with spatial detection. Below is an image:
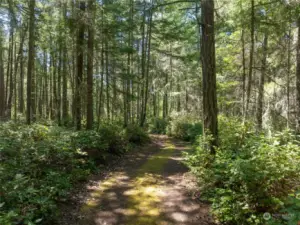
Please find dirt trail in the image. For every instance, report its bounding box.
[58,135,215,225]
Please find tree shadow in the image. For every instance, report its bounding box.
[60,137,214,225]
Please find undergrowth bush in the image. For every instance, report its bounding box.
[124,125,150,144]
[185,116,300,225]
[167,113,202,141]
[72,123,128,162]
[98,123,128,154]
[0,121,148,225]
[0,123,94,225]
[148,117,168,134]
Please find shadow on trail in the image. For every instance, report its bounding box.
[61,136,214,225]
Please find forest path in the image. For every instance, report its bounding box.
[58,135,214,225]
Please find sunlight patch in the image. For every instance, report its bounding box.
[125,141,175,224]
[80,172,126,213]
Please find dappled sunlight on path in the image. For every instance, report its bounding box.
[64,136,214,225]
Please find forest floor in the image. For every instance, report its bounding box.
[57,135,215,225]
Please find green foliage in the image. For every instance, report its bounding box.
[124,125,150,145]
[167,113,202,141]
[148,117,169,134]
[98,123,128,155]
[0,122,94,225]
[185,116,300,225]
[0,121,147,224]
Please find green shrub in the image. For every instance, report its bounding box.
[167,114,202,141]
[73,130,107,150]
[185,117,300,225]
[124,125,150,144]
[148,117,168,134]
[98,123,128,155]
[0,120,150,224]
[72,130,109,162]
[72,123,128,162]
[0,123,95,225]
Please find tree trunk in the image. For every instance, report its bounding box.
[7,29,14,119]
[86,0,94,130]
[76,1,85,130]
[57,46,62,125]
[105,39,110,120]
[256,33,268,131]
[241,29,246,116]
[163,71,168,119]
[19,48,24,114]
[201,0,218,154]
[26,0,36,125]
[139,0,146,126]
[52,52,57,120]
[43,50,48,118]
[296,17,300,132]
[98,4,105,126]
[0,32,5,119]
[177,78,181,112]
[62,46,68,124]
[245,0,255,120]
[287,26,291,128]
[140,1,153,127]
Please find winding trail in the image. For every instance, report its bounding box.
[58,135,214,225]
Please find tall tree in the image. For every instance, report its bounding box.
[140,0,153,127]
[256,33,268,131]
[296,16,300,132]
[76,1,85,130]
[86,0,95,130]
[7,23,14,118]
[26,0,36,125]
[245,0,255,120]
[201,0,218,154]
[0,29,5,119]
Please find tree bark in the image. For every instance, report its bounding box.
[241,29,246,116]
[139,0,146,126]
[287,27,291,128]
[256,33,268,131]
[26,0,36,125]
[76,1,85,130]
[98,9,105,125]
[43,50,48,118]
[140,1,153,127]
[0,32,5,119]
[7,28,14,119]
[62,47,68,124]
[52,51,57,120]
[163,71,168,119]
[201,0,218,154]
[86,0,94,130]
[19,48,25,114]
[296,17,300,132]
[57,45,62,125]
[245,0,255,120]
[105,39,110,120]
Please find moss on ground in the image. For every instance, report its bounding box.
[124,141,175,224]
[80,140,176,224]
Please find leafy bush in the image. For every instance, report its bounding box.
[167,113,202,141]
[0,123,94,225]
[0,120,150,224]
[98,123,128,155]
[185,116,300,225]
[72,130,109,162]
[73,130,107,150]
[72,123,128,162]
[148,117,168,134]
[124,125,150,144]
